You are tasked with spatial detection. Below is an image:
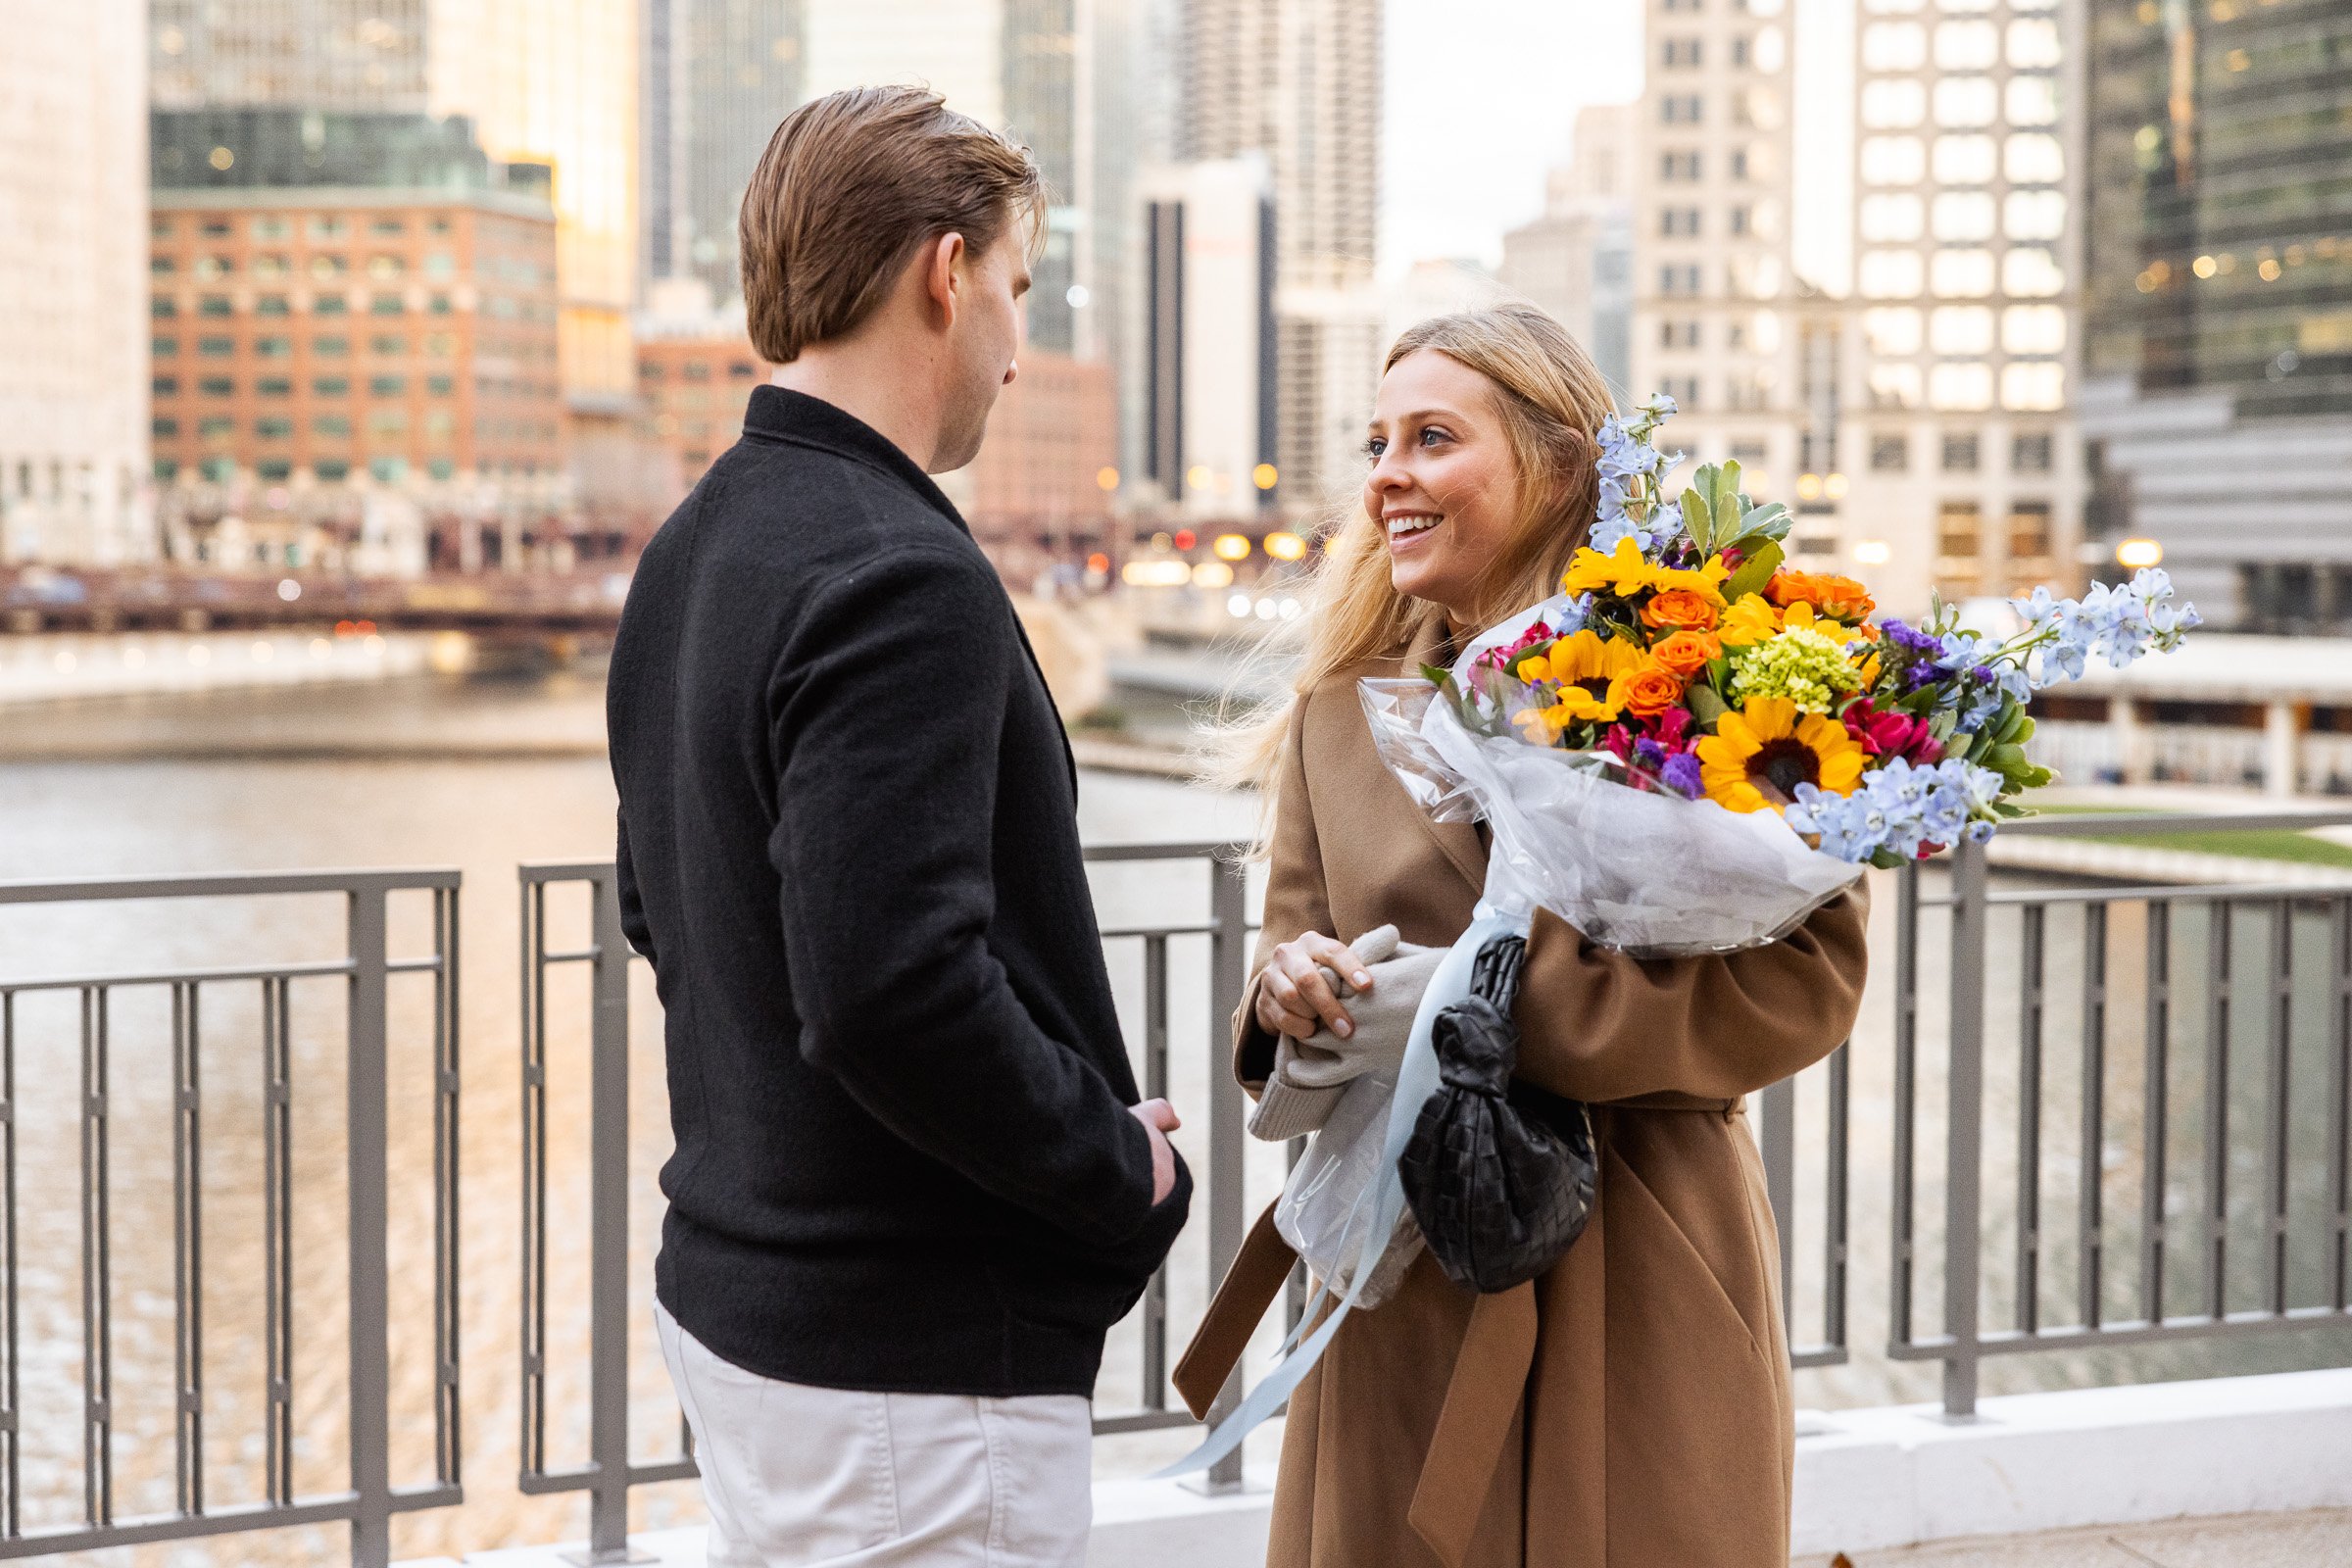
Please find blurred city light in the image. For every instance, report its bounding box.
[1853,540,1892,565]
[1263,531,1307,562]
[1191,561,1235,588]
[1121,560,1192,587]
[1212,533,1252,562]
[2117,538,2165,568]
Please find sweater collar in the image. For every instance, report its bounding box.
[742,384,969,534]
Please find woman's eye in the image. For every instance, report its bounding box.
[1420,427,1450,447]
[1364,437,1387,459]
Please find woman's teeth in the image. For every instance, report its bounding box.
[1387,514,1443,541]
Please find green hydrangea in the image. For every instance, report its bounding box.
[1728,625,1862,713]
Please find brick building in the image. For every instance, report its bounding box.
[149,111,566,572]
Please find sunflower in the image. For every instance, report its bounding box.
[1526,628,1645,726]
[1694,696,1867,814]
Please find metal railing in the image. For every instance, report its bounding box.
[8,811,2352,1562]
[0,868,462,1565]
[513,846,1257,1558]
[513,846,1260,1560]
[1891,811,2352,1416]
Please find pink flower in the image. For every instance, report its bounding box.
[1843,700,1942,764]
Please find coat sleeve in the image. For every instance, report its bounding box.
[1231,700,1335,1093]
[768,544,1179,1251]
[1509,880,1872,1103]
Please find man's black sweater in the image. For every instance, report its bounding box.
[608,386,1191,1397]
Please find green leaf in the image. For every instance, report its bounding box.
[1705,656,1734,690]
[1712,461,1740,524]
[1679,488,1713,553]
[1723,538,1785,602]
[1420,662,1455,689]
[2013,714,2036,743]
[1688,683,1729,724]
[1736,501,1794,543]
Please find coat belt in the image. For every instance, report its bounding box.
[1172,1202,1538,1568]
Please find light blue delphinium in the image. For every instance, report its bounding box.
[1787,759,2007,865]
[1588,399,1686,557]
[2007,568,2201,690]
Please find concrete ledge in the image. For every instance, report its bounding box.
[405,1370,2352,1568]
[1792,1368,2352,1557]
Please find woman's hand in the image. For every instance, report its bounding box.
[1254,931,1377,1043]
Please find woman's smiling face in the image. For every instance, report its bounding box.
[1361,349,1524,624]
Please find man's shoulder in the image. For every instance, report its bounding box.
[696,434,968,562]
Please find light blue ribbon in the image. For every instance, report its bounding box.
[1151,908,1524,1480]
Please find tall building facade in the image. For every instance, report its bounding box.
[1840,0,2079,612]
[151,0,640,402]
[1174,0,1382,516]
[1629,0,1807,518]
[0,0,151,565]
[641,0,804,306]
[643,1,1133,361]
[148,110,564,573]
[1139,158,1279,520]
[2079,0,2352,630]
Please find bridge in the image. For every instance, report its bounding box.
[0,819,2347,1565]
[0,565,632,637]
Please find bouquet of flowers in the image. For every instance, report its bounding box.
[1362,394,2200,956]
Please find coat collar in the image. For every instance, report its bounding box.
[741,384,1077,793]
[741,385,972,537]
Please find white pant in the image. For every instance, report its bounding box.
[655,1302,1094,1567]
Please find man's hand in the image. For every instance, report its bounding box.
[1254,930,1376,1044]
[1129,1098,1182,1205]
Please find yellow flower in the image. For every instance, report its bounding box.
[1540,628,1646,692]
[1694,696,1867,814]
[1516,628,1644,729]
[1718,594,1782,648]
[1648,553,1734,601]
[1560,537,1656,598]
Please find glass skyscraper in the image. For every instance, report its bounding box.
[2079,0,2352,628]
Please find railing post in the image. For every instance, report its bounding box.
[579,870,643,1563]
[347,887,394,1568]
[1199,850,1250,1494]
[1942,838,1987,1420]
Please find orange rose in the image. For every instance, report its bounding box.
[1651,628,1722,678]
[1642,586,1722,631]
[1609,660,1688,719]
[1766,570,1876,621]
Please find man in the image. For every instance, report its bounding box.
[608,85,1192,1565]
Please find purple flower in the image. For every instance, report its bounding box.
[1632,736,1668,773]
[1661,752,1704,799]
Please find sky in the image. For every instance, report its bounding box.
[1376,0,1855,292]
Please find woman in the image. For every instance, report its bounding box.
[1178,306,1871,1567]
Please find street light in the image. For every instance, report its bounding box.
[1263,531,1307,562]
[1212,533,1252,562]
[2116,538,2164,569]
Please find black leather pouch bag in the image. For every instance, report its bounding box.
[1398,933,1597,1294]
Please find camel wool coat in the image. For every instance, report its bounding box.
[1172,649,1871,1568]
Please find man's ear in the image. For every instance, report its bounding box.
[922,232,965,330]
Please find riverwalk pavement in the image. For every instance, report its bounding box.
[1796,1506,2352,1566]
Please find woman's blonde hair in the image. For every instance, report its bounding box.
[1209,304,1619,821]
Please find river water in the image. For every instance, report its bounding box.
[0,670,2345,1564]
